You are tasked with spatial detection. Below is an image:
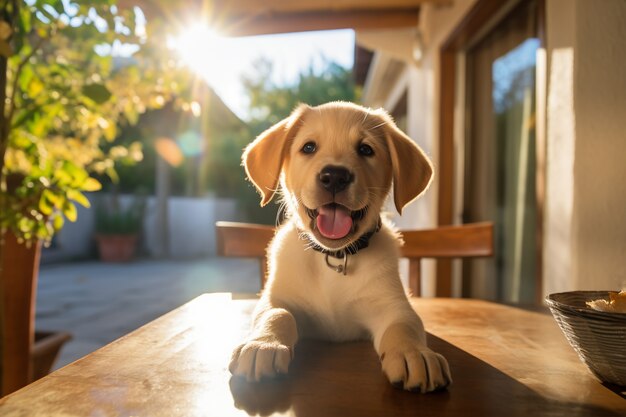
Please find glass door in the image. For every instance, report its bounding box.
[463,0,539,303]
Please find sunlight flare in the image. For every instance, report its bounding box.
[168,23,229,84]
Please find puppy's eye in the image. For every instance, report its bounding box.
[357,143,374,157]
[301,141,317,154]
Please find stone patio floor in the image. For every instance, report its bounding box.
[35,258,260,369]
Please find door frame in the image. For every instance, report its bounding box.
[437,0,546,302]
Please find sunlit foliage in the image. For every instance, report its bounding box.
[0,0,191,244]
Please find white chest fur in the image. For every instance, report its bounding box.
[265,222,404,341]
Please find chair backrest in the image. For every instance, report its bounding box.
[399,222,494,297]
[215,221,494,297]
[215,221,275,289]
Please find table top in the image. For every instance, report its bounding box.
[1,293,624,416]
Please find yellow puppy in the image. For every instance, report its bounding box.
[229,102,451,393]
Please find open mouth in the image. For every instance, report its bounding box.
[305,203,367,240]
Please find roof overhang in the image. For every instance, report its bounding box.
[120,0,449,36]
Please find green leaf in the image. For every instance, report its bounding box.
[36,223,51,240]
[81,177,102,192]
[18,216,34,233]
[39,193,54,215]
[11,106,40,130]
[82,83,112,104]
[54,169,73,185]
[51,0,66,15]
[123,104,139,125]
[106,167,119,183]
[63,200,77,222]
[28,77,44,97]
[64,162,89,187]
[103,120,117,141]
[67,189,91,208]
[53,214,65,231]
[43,189,64,209]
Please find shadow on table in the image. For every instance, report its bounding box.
[230,333,623,417]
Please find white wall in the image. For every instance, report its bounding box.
[544,0,626,295]
[543,0,577,296]
[42,194,241,262]
[143,196,240,258]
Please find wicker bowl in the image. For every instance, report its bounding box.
[546,291,626,386]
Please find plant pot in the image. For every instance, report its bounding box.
[31,330,72,381]
[1,231,41,395]
[95,234,139,262]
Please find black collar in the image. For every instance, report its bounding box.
[304,217,382,259]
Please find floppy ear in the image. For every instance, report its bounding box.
[380,113,433,214]
[243,105,309,206]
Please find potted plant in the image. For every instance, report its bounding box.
[0,1,192,395]
[94,193,145,262]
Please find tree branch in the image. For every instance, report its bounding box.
[1,0,21,177]
[0,54,7,176]
[5,34,46,131]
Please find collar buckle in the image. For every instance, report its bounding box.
[325,252,348,275]
[304,217,382,275]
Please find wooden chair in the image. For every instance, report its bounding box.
[399,222,494,297]
[215,221,494,297]
[215,222,276,289]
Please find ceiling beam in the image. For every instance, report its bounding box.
[216,9,420,37]
[211,0,445,15]
[121,1,428,36]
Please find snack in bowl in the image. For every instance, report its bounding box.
[586,290,626,313]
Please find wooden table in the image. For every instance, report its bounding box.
[1,294,624,416]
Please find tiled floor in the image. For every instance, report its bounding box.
[36,258,260,369]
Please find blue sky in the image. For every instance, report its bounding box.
[171,28,356,120]
[492,38,540,112]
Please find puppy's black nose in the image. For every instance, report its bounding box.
[319,165,354,193]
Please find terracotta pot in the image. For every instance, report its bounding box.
[0,233,73,396]
[1,232,41,395]
[95,234,138,262]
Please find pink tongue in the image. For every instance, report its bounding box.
[316,205,353,239]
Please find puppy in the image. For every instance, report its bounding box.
[229,102,451,393]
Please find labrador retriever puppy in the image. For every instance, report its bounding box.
[229,102,451,393]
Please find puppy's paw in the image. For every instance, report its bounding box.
[380,346,451,393]
[229,340,293,382]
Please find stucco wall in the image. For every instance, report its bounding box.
[543,0,577,296]
[573,0,626,291]
[544,0,626,294]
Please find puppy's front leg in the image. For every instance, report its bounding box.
[376,321,451,393]
[229,300,298,382]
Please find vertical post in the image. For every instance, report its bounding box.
[408,258,422,297]
[260,257,268,291]
[155,155,170,258]
[0,52,7,176]
[437,49,456,293]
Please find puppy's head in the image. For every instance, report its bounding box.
[243,102,433,251]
